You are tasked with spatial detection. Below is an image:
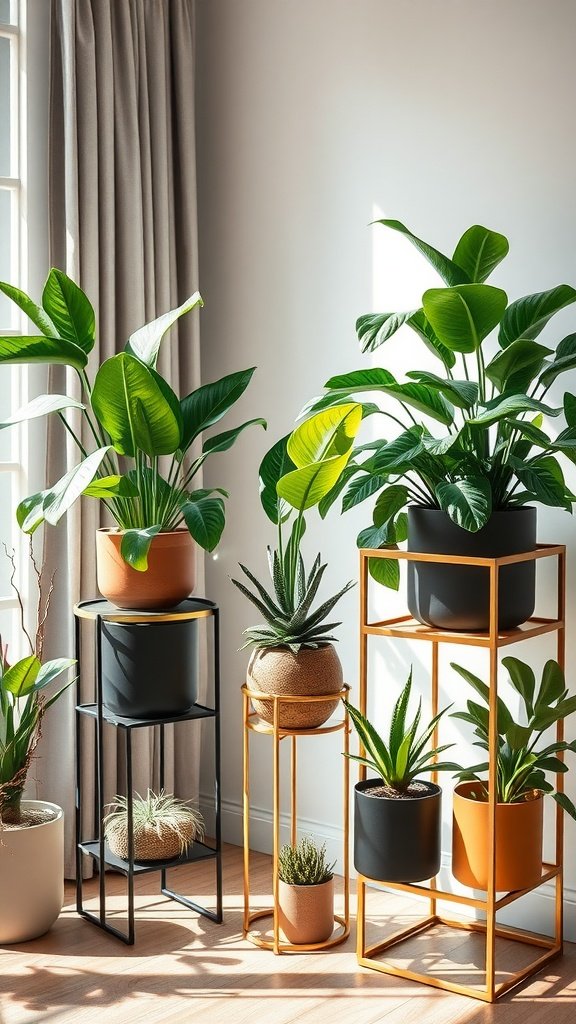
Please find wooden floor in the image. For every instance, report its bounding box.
[1,844,575,1024]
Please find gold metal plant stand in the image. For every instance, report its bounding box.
[356,544,566,1003]
[242,684,351,952]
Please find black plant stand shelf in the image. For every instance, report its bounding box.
[74,597,223,945]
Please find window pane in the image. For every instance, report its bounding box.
[0,1,12,25]
[0,608,16,654]
[0,35,11,176]
[0,473,14,594]
[0,366,12,459]
[0,189,13,328]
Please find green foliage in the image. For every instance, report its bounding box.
[103,790,204,855]
[344,670,460,792]
[295,220,576,589]
[277,837,335,885]
[451,658,576,819]
[0,272,265,567]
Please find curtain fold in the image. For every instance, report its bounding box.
[39,0,203,878]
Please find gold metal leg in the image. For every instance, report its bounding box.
[242,689,250,936]
[273,697,281,955]
[290,735,297,847]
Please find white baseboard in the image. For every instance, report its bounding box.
[200,793,576,942]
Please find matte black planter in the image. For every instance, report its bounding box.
[101,619,199,719]
[354,778,441,883]
[407,506,537,632]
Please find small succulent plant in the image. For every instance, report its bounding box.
[278,837,335,885]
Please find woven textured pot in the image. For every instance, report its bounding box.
[0,801,64,943]
[96,528,195,610]
[278,878,334,944]
[452,781,544,891]
[247,644,343,729]
[105,818,196,861]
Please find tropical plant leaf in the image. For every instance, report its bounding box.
[0,281,58,336]
[1,655,41,697]
[0,334,88,370]
[372,485,409,527]
[92,353,182,457]
[119,525,162,572]
[42,269,95,354]
[565,393,576,428]
[202,417,266,455]
[539,333,576,388]
[278,404,362,511]
[356,310,418,352]
[436,476,492,532]
[181,494,226,553]
[535,659,566,713]
[452,225,509,283]
[258,435,296,524]
[33,658,76,691]
[26,447,112,529]
[553,791,576,821]
[508,456,570,509]
[498,284,576,349]
[407,309,456,368]
[501,656,535,718]
[368,554,400,590]
[423,284,508,353]
[406,371,478,409]
[485,340,552,392]
[83,474,139,498]
[126,291,203,367]
[180,367,256,451]
[0,393,84,428]
[374,219,470,285]
[469,393,562,427]
[342,473,387,513]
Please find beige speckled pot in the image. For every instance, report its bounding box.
[96,528,195,609]
[0,801,64,944]
[278,878,334,945]
[247,644,343,729]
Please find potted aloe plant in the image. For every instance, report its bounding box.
[451,657,576,892]
[297,220,576,630]
[277,837,336,945]
[344,670,460,882]
[231,405,361,730]
[0,546,75,943]
[0,272,265,610]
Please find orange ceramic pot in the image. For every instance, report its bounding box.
[452,781,544,892]
[96,528,195,610]
[278,878,334,945]
[247,644,343,729]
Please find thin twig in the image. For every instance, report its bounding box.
[3,543,34,656]
[29,537,56,661]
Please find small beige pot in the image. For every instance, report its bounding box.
[278,877,334,945]
[247,644,343,729]
[96,528,196,609]
[0,800,64,944]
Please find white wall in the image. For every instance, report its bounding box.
[196,0,576,938]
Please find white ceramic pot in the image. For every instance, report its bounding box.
[0,800,64,943]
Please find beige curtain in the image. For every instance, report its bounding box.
[38,0,203,878]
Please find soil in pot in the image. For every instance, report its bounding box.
[354,777,441,882]
[96,528,196,610]
[0,800,64,944]
[278,877,334,945]
[452,781,544,891]
[247,644,343,729]
[407,507,537,631]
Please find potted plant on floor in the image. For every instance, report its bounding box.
[0,271,265,610]
[277,836,336,944]
[450,657,576,891]
[296,220,576,630]
[344,670,460,882]
[104,789,204,862]
[0,547,75,943]
[231,405,361,729]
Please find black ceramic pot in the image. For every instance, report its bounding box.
[354,778,441,883]
[101,619,199,719]
[407,506,537,632]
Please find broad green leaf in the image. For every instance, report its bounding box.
[92,352,182,456]
[450,661,512,733]
[368,554,400,590]
[372,485,409,527]
[508,456,570,509]
[0,393,84,428]
[407,309,456,369]
[565,393,576,427]
[279,457,355,512]
[499,285,576,349]
[16,489,50,534]
[259,435,296,524]
[180,367,256,451]
[181,494,226,552]
[34,658,76,691]
[436,476,492,532]
[553,792,576,822]
[469,393,562,427]
[370,428,424,472]
[83,475,139,498]
[539,334,576,387]
[278,404,363,511]
[533,695,576,731]
[535,659,566,713]
[203,417,266,455]
[342,472,387,513]
[325,368,396,390]
[485,340,552,392]
[318,462,359,518]
[374,219,470,285]
[406,371,478,409]
[0,281,58,336]
[126,291,203,367]
[421,431,462,455]
[2,655,41,697]
[357,522,393,549]
[423,284,508,353]
[42,447,112,526]
[356,309,418,353]
[324,368,453,425]
[502,656,535,717]
[503,418,550,449]
[42,269,95,354]
[0,335,88,370]
[452,225,509,283]
[120,525,162,572]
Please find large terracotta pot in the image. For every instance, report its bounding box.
[0,801,64,943]
[452,781,544,891]
[96,528,195,610]
[278,877,334,944]
[247,644,343,729]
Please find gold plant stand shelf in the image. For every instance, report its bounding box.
[242,684,351,953]
[357,543,566,1002]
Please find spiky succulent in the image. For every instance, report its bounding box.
[231,543,354,654]
[278,836,335,885]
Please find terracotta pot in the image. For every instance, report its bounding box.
[278,877,334,944]
[0,801,64,943]
[247,644,343,729]
[96,528,195,610]
[452,781,544,891]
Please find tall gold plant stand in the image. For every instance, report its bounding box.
[356,544,566,1002]
[242,684,351,952]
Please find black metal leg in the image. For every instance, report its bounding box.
[75,615,83,915]
[96,617,106,926]
[214,609,223,923]
[126,727,135,944]
[160,723,166,893]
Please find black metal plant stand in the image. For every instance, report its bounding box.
[74,597,223,945]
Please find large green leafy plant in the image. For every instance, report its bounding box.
[299,221,576,588]
[451,657,576,818]
[0,272,265,568]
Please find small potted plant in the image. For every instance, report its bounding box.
[231,406,361,730]
[344,670,460,882]
[294,220,576,630]
[103,790,204,862]
[277,836,336,945]
[451,657,576,891]
[0,546,75,943]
